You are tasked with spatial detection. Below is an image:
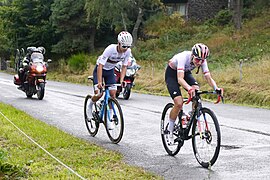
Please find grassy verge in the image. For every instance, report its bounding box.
[0,103,161,179]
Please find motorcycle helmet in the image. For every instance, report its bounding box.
[27,47,37,53]
[117,31,133,47]
[37,47,46,54]
[192,43,210,60]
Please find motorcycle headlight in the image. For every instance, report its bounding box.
[36,65,44,72]
[126,69,135,77]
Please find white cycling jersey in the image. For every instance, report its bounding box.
[168,51,210,75]
[97,44,131,70]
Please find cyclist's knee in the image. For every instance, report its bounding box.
[109,90,116,98]
[173,96,184,109]
[92,91,103,102]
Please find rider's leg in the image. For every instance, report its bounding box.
[169,96,184,134]
[89,65,103,118]
[165,65,183,136]
[88,88,103,119]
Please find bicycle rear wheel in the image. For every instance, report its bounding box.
[104,98,124,144]
[192,107,221,168]
[161,103,182,156]
[84,95,99,136]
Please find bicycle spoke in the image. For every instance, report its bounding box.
[105,98,124,144]
[161,103,182,156]
[192,108,221,168]
[84,95,99,136]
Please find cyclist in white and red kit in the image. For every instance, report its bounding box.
[165,43,223,142]
[88,31,133,128]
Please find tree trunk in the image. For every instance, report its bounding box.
[132,7,143,46]
[121,12,127,31]
[89,26,96,52]
[231,0,243,29]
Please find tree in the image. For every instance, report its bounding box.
[85,0,163,46]
[51,0,96,55]
[0,0,55,54]
[0,18,12,59]
[230,0,243,29]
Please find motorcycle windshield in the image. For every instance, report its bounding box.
[31,52,44,63]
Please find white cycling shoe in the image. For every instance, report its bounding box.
[107,120,115,130]
[167,131,175,145]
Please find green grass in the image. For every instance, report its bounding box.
[0,103,161,179]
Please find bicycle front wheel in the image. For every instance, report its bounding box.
[192,107,221,168]
[161,103,182,156]
[104,98,124,144]
[84,95,99,136]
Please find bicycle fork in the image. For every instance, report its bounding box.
[106,100,118,124]
[197,111,208,139]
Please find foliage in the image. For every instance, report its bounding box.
[143,12,185,37]
[0,18,12,58]
[67,53,89,73]
[85,0,162,31]
[205,9,232,26]
[0,149,28,179]
[50,0,95,54]
[0,0,56,55]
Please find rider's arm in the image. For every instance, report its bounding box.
[120,65,127,83]
[204,73,218,90]
[177,71,192,91]
[201,61,218,90]
[97,64,104,89]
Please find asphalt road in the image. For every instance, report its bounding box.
[1,72,270,180]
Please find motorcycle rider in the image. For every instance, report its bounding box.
[18,46,45,89]
[165,43,223,143]
[114,53,141,99]
[88,31,133,129]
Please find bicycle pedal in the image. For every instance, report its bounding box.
[175,137,183,143]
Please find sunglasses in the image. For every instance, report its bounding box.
[194,57,205,63]
[121,45,131,49]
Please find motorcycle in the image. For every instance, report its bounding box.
[14,50,51,100]
[114,55,141,100]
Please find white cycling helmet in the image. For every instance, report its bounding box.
[117,31,133,47]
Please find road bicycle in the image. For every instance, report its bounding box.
[161,90,223,168]
[84,76,124,144]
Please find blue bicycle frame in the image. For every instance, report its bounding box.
[98,88,117,123]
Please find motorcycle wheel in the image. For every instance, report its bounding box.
[116,86,122,98]
[37,83,45,100]
[26,92,33,98]
[123,84,131,100]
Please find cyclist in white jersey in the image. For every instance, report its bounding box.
[165,43,223,142]
[88,31,133,125]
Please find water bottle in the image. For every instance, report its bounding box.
[182,112,187,128]
[182,111,191,129]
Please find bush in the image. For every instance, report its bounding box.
[67,53,89,72]
[206,9,232,26]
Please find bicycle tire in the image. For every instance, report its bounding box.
[104,98,124,144]
[84,95,99,136]
[161,103,182,156]
[192,107,221,168]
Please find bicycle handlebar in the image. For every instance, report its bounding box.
[185,89,224,104]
